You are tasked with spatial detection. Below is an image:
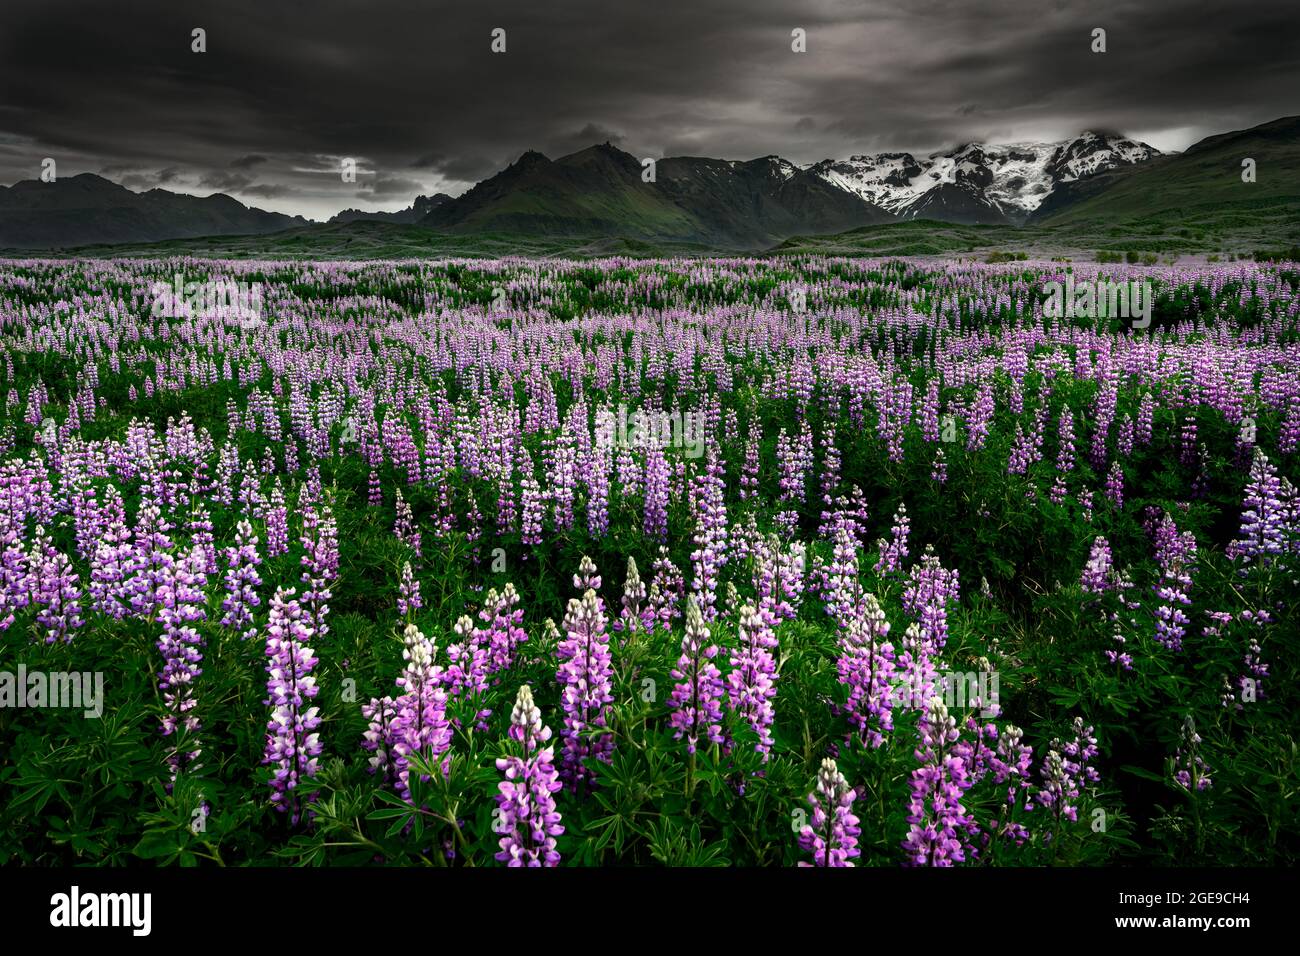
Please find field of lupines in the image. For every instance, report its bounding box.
[0,255,1297,867]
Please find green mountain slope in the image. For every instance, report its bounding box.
[424,145,703,241]
[1033,116,1300,237]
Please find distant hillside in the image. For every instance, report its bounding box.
[0,173,309,249]
[329,194,451,224]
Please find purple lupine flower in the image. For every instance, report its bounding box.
[986,723,1035,846]
[390,622,452,803]
[215,439,239,506]
[220,518,262,639]
[642,444,670,542]
[585,444,611,539]
[1179,412,1198,467]
[1105,629,1134,671]
[892,620,939,713]
[1226,448,1286,567]
[668,595,726,754]
[31,533,84,644]
[615,556,652,636]
[394,488,421,556]
[573,554,601,594]
[739,427,761,502]
[1032,717,1100,827]
[1281,399,1300,456]
[265,479,289,557]
[775,538,806,619]
[930,447,948,484]
[1133,392,1153,444]
[549,430,577,533]
[128,499,174,618]
[68,476,102,561]
[837,592,896,748]
[157,545,208,783]
[494,684,565,866]
[263,586,322,824]
[965,381,993,452]
[556,587,615,790]
[776,420,814,505]
[1080,536,1113,595]
[1172,715,1212,792]
[479,582,528,674]
[1049,407,1076,505]
[689,453,729,622]
[1117,412,1135,457]
[187,502,217,575]
[465,490,484,567]
[1238,610,1270,702]
[753,533,804,626]
[648,546,684,630]
[902,697,973,866]
[875,502,910,575]
[920,379,940,442]
[445,613,491,727]
[494,451,518,535]
[1283,478,1300,557]
[797,758,861,867]
[727,604,778,759]
[299,498,338,642]
[1152,513,1197,651]
[902,546,959,653]
[237,471,265,517]
[823,524,865,628]
[1105,460,1125,508]
[1007,422,1034,475]
[397,559,422,620]
[819,421,841,512]
[518,449,544,547]
[89,484,135,619]
[360,695,397,787]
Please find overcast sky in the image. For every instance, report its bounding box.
[1,0,1295,220]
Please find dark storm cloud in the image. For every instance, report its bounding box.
[411,151,499,181]
[356,175,426,199]
[121,170,185,190]
[242,183,295,199]
[544,124,627,157]
[198,170,255,191]
[0,0,1295,218]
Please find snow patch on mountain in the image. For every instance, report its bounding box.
[804,153,929,213]
[806,132,1159,223]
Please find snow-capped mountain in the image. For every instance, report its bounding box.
[806,132,1160,225]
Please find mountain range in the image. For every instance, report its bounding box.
[0,173,308,249]
[418,144,894,247]
[1,116,1295,252]
[329,193,451,225]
